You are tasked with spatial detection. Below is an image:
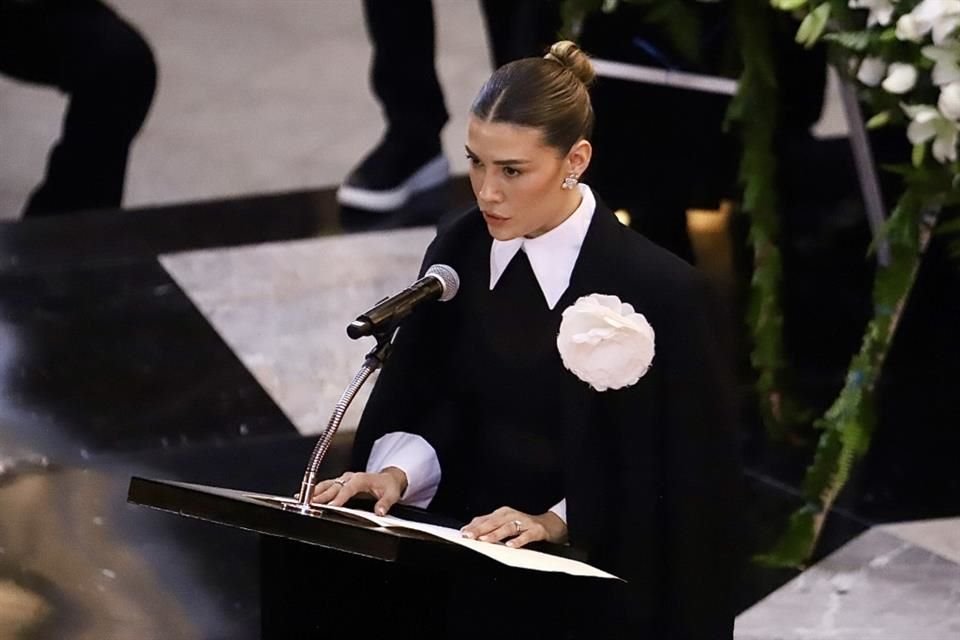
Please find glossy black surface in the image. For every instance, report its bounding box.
[0,260,295,455]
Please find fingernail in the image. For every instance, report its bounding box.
[376,508,385,516]
[462,531,474,539]
[506,541,515,547]
[478,536,487,541]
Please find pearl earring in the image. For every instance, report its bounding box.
[562,174,579,190]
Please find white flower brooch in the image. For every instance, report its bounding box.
[556,294,655,392]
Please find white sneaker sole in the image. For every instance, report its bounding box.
[336,154,450,211]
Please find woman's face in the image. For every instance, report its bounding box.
[466,115,590,241]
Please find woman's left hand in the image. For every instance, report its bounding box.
[460,506,568,548]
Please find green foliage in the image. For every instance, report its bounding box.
[934,210,960,266]
[754,505,818,568]
[913,142,927,168]
[937,216,960,235]
[729,0,811,436]
[795,3,832,48]
[772,0,809,10]
[866,110,893,129]
[822,30,874,52]
[761,189,939,567]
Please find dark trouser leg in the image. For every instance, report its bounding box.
[362,0,447,144]
[339,0,450,209]
[479,0,562,68]
[0,0,156,217]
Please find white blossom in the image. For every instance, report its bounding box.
[857,57,888,86]
[896,0,960,44]
[849,0,897,26]
[938,82,960,119]
[903,103,960,162]
[882,63,919,93]
[922,44,960,85]
[897,13,929,42]
[896,14,925,41]
[556,294,655,392]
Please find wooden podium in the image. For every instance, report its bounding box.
[127,476,624,639]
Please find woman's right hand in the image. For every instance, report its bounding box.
[309,467,408,516]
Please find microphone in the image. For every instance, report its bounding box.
[347,264,460,339]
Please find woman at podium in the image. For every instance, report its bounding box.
[312,40,741,639]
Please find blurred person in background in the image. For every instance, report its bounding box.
[336,0,560,213]
[0,0,156,218]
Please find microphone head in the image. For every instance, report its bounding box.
[425,264,460,302]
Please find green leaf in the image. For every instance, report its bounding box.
[754,506,818,569]
[913,142,927,168]
[795,3,831,48]
[802,426,843,500]
[879,26,898,41]
[936,217,960,235]
[822,30,874,51]
[772,0,808,10]
[866,110,892,129]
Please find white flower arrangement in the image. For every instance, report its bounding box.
[858,56,889,86]
[839,0,960,163]
[882,62,919,92]
[923,43,960,84]
[556,294,655,392]
[895,0,960,45]
[903,102,960,161]
[850,0,897,26]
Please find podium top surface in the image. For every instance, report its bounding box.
[127,476,584,570]
[127,476,454,563]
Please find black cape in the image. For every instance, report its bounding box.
[352,199,743,639]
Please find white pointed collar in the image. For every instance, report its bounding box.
[489,183,596,309]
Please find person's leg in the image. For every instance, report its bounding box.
[479,0,562,68]
[337,0,449,211]
[366,0,447,143]
[0,0,156,217]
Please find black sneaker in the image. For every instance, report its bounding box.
[337,135,449,211]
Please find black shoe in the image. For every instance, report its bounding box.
[337,135,449,211]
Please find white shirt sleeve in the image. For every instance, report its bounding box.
[549,498,567,524]
[365,432,441,508]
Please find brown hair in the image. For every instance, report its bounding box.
[470,40,595,153]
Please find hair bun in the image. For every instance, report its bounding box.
[544,40,595,87]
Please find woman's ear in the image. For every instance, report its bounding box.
[567,139,593,178]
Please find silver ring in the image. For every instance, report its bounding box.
[513,519,523,535]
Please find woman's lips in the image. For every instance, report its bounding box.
[482,210,508,224]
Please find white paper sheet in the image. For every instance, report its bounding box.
[247,494,620,580]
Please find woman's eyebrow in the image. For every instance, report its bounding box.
[464,145,531,165]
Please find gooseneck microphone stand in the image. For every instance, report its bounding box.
[288,329,393,512]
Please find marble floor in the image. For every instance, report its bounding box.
[737,518,960,640]
[161,227,437,437]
